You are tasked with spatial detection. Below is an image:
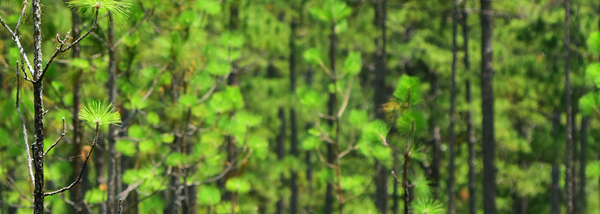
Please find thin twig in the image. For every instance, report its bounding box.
[6,175,32,203]
[141,60,173,102]
[1,17,35,77]
[315,145,338,169]
[114,9,153,48]
[39,9,100,82]
[43,117,66,156]
[14,0,27,35]
[45,124,100,196]
[15,61,35,187]
[336,77,353,118]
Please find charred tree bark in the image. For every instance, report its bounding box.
[480,0,497,213]
[448,0,459,212]
[70,5,87,214]
[324,22,340,214]
[564,1,574,213]
[374,0,389,213]
[578,117,589,213]
[462,4,477,213]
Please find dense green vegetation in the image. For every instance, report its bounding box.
[2,0,600,213]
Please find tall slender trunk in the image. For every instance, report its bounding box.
[551,112,561,214]
[373,1,389,213]
[289,17,300,214]
[480,0,497,213]
[564,1,574,213]
[448,0,459,213]
[578,117,589,213]
[70,5,86,214]
[324,23,339,214]
[462,4,477,213]
[32,0,45,213]
[276,108,286,213]
[106,12,121,214]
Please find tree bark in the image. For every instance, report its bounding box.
[462,3,477,213]
[448,0,459,212]
[564,0,574,213]
[276,108,286,214]
[324,23,338,214]
[70,5,87,214]
[578,117,589,213]
[289,17,299,214]
[374,0,389,213]
[480,0,497,213]
[32,0,45,213]
[106,12,122,214]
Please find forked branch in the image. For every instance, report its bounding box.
[43,117,66,157]
[15,61,35,187]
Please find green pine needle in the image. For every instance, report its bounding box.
[68,0,131,19]
[412,199,444,214]
[79,101,121,126]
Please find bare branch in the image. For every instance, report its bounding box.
[14,0,28,35]
[39,8,100,82]
[43,117,66,156]
[315,145,338,169]
[1,17,35,77]
[15,61,35,187]
[45,124,100,196]
[141,60,173,102]
[336,77,353,118]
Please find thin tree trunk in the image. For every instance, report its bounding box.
[276,108,286,213]
[70,5,86,214]
[32,0,45,213]
[448,0,459,212]
[579,117,589,213]
[462,3,477,213]
[374,0,389,213]
[106,12,121,214]
[324,22,339,214]
[480,0,497,213]
[564,0,574,213]
[289,17,300,214]
[551,112,561,214]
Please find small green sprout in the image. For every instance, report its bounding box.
[79,101,121,126]
[68,0,131,20]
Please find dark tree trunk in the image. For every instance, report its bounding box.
[564,1,574,213]
[289,17,299,214]
[578,117,589,213]
[70,5,87,214]
[480,0,497,213]
[374,0,389,213]
[106,13,122,214]
[324,22,339,214]
[32,0,45,213]
[462,4,476,213]
[276,108,286,214]
[551,112,561,214]
[448,0,459,212]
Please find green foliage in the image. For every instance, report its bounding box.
[588,32,600,55]
[585,63,600,87]
[225,177,251,194]
[197,185,221,205]
[580,92,600,117]
[397,110,427,137]
[412,199,443,214]
[394,75,423,105]
[79,100,121,125]
[68,0,130,19]
[303,48,324,66]
[309,0,352,23]
[343,51,362,76]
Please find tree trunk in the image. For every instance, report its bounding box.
[480,0,497,213]
[106,12,122,214]
[32,0,45,213]
[276,108,286,214]
[564,0,574,213]
[373,0,389,213]
[70,5,87,214]
[551,112,561,214]
[324,22,339,214]
[578,117,589,213]
[448,0,459,212]
[289,17,300,214]
[462,4,477,213]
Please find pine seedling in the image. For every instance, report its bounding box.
[412,199,443,214]
[79,101,121,125]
